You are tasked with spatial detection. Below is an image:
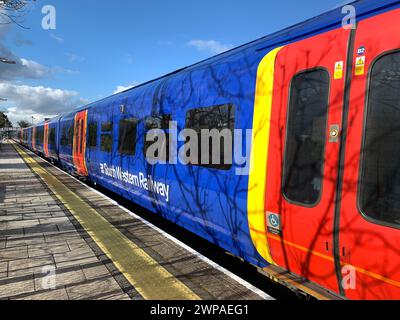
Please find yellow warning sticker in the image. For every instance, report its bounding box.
[334,61,344,80]
[355,56,366,76]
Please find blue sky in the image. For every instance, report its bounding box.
[0,0,351,124]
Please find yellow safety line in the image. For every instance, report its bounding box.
[13,143,200,300]
[247,46,283,265]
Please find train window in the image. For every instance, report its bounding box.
[68,125,74,147]
[360,51,400,227]
[118,118,138,155]
[185,104,235,170]
[283,68,329,206]
[61,127,67,146]
[102,122,113,132]
[36,127,44,146]
[101,135,112,152]
[146,114,171,130]
[87,123,97,148]
[101,121,113,153]
[144,114,171,162]
[36,128,39,145]
[49,128,56,146]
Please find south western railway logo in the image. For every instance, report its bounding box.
[100,163,170,202]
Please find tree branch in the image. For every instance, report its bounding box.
[0,0,36,28]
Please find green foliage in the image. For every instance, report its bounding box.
[0,112,12,128]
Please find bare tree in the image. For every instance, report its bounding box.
[0,0,36,27]
[17,120,30,128]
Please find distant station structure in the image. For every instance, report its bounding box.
[0,127,20,139]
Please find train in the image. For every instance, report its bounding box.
[16,0,400,300]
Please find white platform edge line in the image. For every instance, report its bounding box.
[18,143,274,300]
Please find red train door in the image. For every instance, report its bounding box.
[338,9,400,300]
[43,123,49,157]
[73,110,88,176]
[265,27,351,294]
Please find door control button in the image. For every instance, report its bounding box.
[329,125,340,142]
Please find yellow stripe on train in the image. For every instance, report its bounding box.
[247,46,283,265]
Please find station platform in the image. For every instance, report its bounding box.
[0,140,272,300]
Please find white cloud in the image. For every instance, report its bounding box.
[0,23,84,126]
[113,83,137,94]
[4,108,47,125]
[0,25,51,81]
[50,33,64,43]
[0,57,50,81]
[0,56,77,81]
[0,83,86,124]
[65,53,85,63]
[187,40,234,55]
[54,66,80,75]
[20,58,49,78]
[0,24,48,81]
